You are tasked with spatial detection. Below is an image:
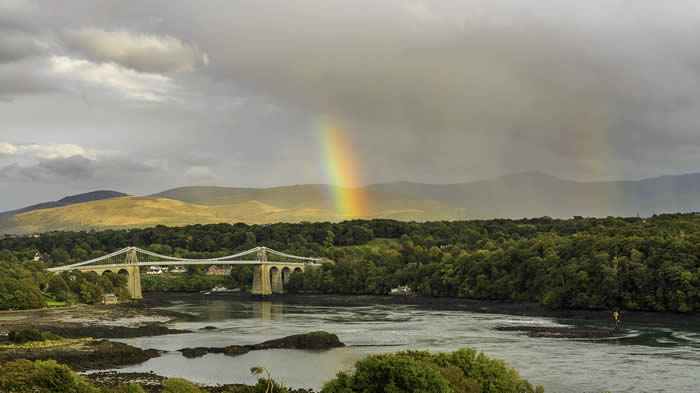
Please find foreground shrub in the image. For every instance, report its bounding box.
[0,359,97,393]
[8,328,43,343]
[7,328,61,344]
[425,348,531,393]
[321,348,543,393]
[321,353,452,393]
[417,360,482,393]
[161,378,208,393]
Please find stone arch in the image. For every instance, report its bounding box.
[269,266,283,294]
[118,268,129,277]
[102,270,113,275]
[293,267,303,274]
[282,267,292,284]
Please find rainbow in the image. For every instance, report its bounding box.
[318,118,368,219]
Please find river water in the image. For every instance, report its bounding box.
[108,299,700,393]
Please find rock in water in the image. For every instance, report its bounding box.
[180,347,210,358]
[180,345,250,358]
[247,331,345,350]
[178,331,345,358]
[223,345,250,355]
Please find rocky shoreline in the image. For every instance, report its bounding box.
[85,371,316,393]
[0,302,183,373]
[0,302,191,340]
[0,339,160,372]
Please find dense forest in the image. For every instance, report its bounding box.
[1,214,699,312]
[0,258,130,310]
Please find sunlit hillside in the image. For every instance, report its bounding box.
[0,194,484,234]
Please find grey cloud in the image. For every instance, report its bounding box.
[0,59,59,98]
[96,157,164,173]
[183,166,216,185]
[0,33,41,63]
[38,155,95,178]
[0,155,95,181]
[63,27,207,73]
[0,151,163,182]
[0,0,40,33]
[183,0,700,181]
[179,151,220,167]
[0,1,52,99]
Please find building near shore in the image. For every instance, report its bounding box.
[146,266,164,275]
[103,293,119,304]
[206,265,232,275]
[390,285,414,295]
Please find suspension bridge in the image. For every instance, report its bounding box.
[47,246,325,298]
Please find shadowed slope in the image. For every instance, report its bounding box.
[0,191,128,217]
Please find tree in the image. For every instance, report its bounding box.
[321,353,452,393]
[51,248,71,264]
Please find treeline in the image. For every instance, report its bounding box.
[1,214,699,312]
[142,265,253,292]
[0,259,129,310]
[288,215,700,312]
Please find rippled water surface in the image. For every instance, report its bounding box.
[109,299,700,392]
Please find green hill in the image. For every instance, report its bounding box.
[0,194,483,234]
[2,172,699,234]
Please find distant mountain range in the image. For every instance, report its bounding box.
[1,172,699,234]
[367,171,700,218]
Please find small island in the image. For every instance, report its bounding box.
[179,331,345,358]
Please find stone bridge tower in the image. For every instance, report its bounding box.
[123,248,142,299]
[251,247,305,296]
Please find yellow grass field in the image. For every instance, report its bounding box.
[1,194,484,233]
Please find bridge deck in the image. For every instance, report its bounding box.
[47,260,312,272]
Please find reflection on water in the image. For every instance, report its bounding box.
[109,299,700,392]
[251,302,284,321]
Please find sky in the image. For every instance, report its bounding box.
[1,0,700,210]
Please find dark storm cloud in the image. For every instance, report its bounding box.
[1,0,699,208]
[38,155,95,178]
[179,0,700,181]
[0,142,163,183]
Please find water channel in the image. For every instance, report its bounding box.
[107,299,700,392]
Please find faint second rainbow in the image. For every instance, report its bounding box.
[318,118,368,219]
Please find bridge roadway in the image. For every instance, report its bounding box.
[47,246,323,299]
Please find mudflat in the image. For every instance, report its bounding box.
[0,339,160,371]
[0,302,190,339]
[0,302,187,371]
